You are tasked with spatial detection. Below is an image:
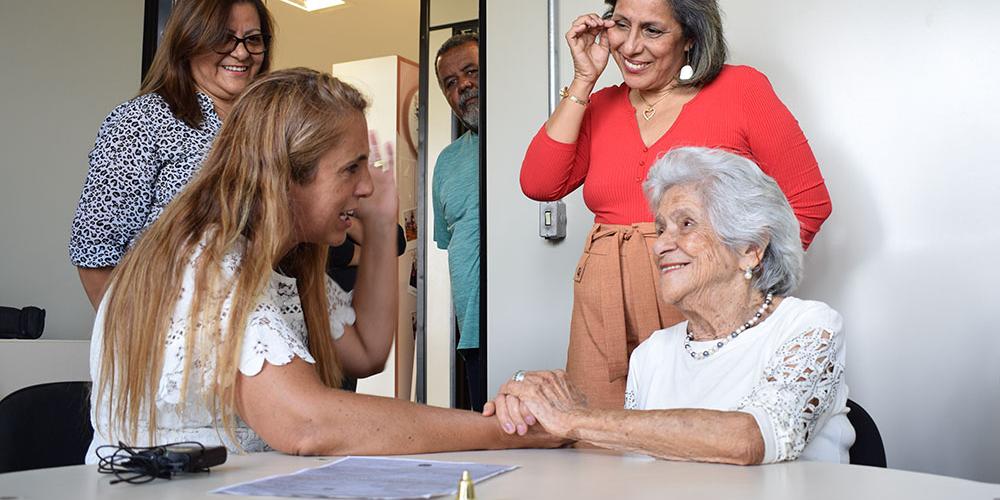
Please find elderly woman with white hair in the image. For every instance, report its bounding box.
[487,147,854,465]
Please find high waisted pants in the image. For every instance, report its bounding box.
[566,223,684,409]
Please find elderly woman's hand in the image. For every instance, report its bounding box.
[566,14,614,85]
[484,370,588,439]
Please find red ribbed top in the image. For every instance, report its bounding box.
[520,65,831,249]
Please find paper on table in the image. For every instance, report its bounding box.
[212,456,517,499]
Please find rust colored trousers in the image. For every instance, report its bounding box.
[566,223,684,409]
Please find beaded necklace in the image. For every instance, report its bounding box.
[684,292,774,360]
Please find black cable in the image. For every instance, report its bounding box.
[95,441,223,484]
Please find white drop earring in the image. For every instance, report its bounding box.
[744,267,753,280]
[678,49,694,81]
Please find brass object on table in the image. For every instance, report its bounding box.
[456,470,476,499]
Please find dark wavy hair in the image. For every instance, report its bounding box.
[139,0,275,128]
[604,0,727,88]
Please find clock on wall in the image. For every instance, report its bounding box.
[402,88,419,156]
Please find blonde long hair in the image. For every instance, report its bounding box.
[98,68,368,445]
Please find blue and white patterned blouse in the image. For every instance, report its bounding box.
[69,92,221,267]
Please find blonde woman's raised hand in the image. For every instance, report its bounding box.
[566,13,614,85]
[357,130,399,227]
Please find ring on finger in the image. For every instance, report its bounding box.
[512,370,526,382]
[372,159,385,170]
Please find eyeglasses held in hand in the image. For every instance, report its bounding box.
[214,34,270,55]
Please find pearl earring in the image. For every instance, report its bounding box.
[744,267,753,280]
[678,50,694,81]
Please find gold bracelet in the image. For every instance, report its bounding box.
[559,86,589,106]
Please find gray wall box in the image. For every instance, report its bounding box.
[538,201,567,240]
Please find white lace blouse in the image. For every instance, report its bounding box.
[624,297,854,464]
[85,242,356,464]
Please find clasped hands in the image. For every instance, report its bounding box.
[483,369,588,440]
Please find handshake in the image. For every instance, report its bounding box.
[483,369,588,441]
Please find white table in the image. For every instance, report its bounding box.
[1,448,998,499]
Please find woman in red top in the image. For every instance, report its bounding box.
[519,0,831,410]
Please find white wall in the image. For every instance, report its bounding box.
[0,340,90,400]
[0,1,143,340]
[268,0,419,71]
[721,0,1000,482]
[430,0,477,26]
[487,0,1000,483]
[486,0,579,403]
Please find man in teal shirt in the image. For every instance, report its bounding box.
[432,33,482,410]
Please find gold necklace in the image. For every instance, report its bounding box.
[636,87,672,121]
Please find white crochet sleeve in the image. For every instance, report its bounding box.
[624,387,639,410]
[624,351,642,410]
[238,295,316,377]
[737,327,845,463]
[325,276,356,341]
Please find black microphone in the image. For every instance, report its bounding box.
[0,306,46,339]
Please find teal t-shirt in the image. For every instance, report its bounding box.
[431,131,479,350]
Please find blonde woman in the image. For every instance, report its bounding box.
[86,68,555,462]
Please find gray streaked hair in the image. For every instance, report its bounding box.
[643,147,804,294]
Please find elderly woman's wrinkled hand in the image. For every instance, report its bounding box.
[483,370,588,439]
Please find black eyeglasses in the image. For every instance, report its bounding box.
[213,34,270,55]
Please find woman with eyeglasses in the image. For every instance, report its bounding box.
[518,0,833,410]
[70,0,274,309]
